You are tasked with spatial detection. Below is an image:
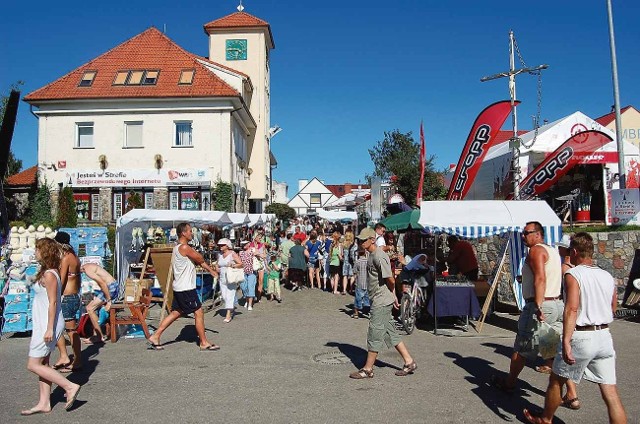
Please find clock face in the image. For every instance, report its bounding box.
[226,39,247,61]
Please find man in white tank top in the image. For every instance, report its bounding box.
[524,232,626,424]
[147,223,219,351]
[492,221,564,393]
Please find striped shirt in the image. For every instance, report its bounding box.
[354,257,368,290]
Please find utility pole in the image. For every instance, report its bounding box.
[481,31,548,199]
[607,0,625,189]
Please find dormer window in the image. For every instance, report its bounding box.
[79,71,97,87]
[113,70,160,86]
[143,70,159,85]
[113,71,129,85]
[128,71,144,85]
[179,69,195,85]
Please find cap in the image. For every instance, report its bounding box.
[555,234,571,249]
[217,238,233,248]
[54,231,71,245]
[240,240,251,246]
[356,227,376,241]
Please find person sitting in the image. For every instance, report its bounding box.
[81,263,118,343]
[443,236,479,280]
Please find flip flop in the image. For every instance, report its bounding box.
[146,341,164,351]
[200,344,220,352]
[523,408,552,424]
[20,408,51,416]
[561,396,581,410]
[59,365,83,374]
[52,362,71,370]
[65,386,81,411]
[535,365,552,374]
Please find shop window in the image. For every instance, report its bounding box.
[76,122,94,148]
[174,122,193,147]
[310,193,321,207]
[113,193,123,220]
[74,193,91,221]
[125,121,143,148]
[91,193,101,221]
[79,71,97,87]
[201,191,211,211]
[180,191,200,210]
[144,192,154,209]
[169,192,179,210]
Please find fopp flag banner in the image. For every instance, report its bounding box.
[447,100,516,200]
[515,130,613,200]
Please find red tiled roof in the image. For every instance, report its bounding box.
[6,166,37,187]
[595,106,634,126]
[203,11,275,48]
[24,28,240,102]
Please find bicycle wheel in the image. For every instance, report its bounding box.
[400,293,416,335]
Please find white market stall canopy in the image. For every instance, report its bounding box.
[318,209,357,222]
[419,200,562,309]
[227,213,251,226]
[248,214,264,227]
[116,209,233,285]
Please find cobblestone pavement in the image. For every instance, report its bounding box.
[1,288,638,423]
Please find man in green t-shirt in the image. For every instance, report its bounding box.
[278,232,295,283]
[349,227,417,379]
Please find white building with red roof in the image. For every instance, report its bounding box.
[25,8,275,221]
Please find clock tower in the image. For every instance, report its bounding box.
[204,7,275,212]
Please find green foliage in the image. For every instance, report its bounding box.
[56,186,77,228]
[215,180,234,212]
[9,220,27,228]
[265,202,296,221]
[125,191,143,213]
[29,176,53,226]
[368,129,446,206]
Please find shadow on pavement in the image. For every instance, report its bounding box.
[482,342,550,375]
[444,351,563,423]
[161,324,218,347]
[50,342,104,410]
[325,341,399,370]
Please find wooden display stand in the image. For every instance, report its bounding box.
[139,246,175,321]
[477,238,510,333]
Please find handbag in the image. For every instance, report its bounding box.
[226,267,245,284]
[252,256,264,272]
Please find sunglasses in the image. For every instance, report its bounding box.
[522,230,538,236]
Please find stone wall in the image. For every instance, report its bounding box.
[469,231,640,304]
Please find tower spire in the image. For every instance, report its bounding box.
[237,1,244,12]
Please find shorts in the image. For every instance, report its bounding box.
[171,289,202,315]
[342,262,354,277]
[367,304,401,352]
[552,328,617,384]
[354,287,370,310]
[240,273,257,298]
[308,257,318,269]
[288,268,305,283]
[95,281,119,303]
[61,294,81,322]
[514,299,563,360]
[329,265,342,276]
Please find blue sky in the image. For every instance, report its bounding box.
[2,0,639,195]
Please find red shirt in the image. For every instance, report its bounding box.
[447,240,478,274]
[292,232,307,244]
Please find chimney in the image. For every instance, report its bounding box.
[298,179,308,192]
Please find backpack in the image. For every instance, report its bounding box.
[76,314,94,338]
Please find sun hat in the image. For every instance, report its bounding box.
[356,227,376,241]
[240,240,251,246]
[217,238,233,248]
[555,234,571,249]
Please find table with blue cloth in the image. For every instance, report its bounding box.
[426,281,481,332]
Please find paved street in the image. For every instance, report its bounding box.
[1,289,639,424]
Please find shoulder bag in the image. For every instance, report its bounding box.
[226,266,245,284]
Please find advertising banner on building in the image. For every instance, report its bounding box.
[515,130,613,200]
[66,168,211,188]
[610,189,640,225]
[447,100,516,200]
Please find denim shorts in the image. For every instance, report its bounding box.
[95,281,119,303]
[61,294,81,322]
[552,328,617,384]
[307,257,318,269]
[354,288,370,310]
[241,273,257,298]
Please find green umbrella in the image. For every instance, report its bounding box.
[379,209,423,231]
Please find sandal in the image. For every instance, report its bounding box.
[349,368,374,379]
[561,395,581,410]
[200,344,221,352]
[146,341,165,351]
[489,374,515,394]
[395,361,417,376]
[535,365,552,374]
[523,408,552,424]
[52,362,71,370]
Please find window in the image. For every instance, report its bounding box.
[144,192,154,209]
[142,70,159,85]
[179,69,195,85]
[174,121,192,147]
[124,121,143,148]
[76,122,94,148]
[113,71,128,85]
[91,193,101,221]
[128,71,144,85]
[79,71,97,87]
[169,192,179,210]
[310,193,321,206]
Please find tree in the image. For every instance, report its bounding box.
[29,176,53,226]
[368,129,446,206]
[125,191,143,213]
[56,186,77,228]
[265,202,296,221]
[1,82,24,179]
[214,181,233,212]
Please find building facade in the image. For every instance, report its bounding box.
[24,9,274,222]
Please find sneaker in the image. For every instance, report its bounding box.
[291,286,299,292]
[276,297,282,303]
[247,305,253,311]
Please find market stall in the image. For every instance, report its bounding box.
[418,200,562,332]
[317,209,357,222]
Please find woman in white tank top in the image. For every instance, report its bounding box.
[215,238,242,323]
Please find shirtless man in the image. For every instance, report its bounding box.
[82,263,118,343]
[53,232,83,372]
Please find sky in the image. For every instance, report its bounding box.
[2,0,640,195]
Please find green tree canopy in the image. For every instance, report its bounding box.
[265,202,296,221]
[56,186,77,228]
[368,129,446,206]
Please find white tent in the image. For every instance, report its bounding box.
[318,209,357,222]
[419,200,562,309]
[248,214,264,227]
[227,213,251,226]
[115,209,233,285]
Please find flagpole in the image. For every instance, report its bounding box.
[607,0,625,189]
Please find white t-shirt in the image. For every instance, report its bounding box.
[565,264,615,326]
[375,234,386,248]
[172,244,196,292]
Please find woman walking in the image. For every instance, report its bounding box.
[329,231,343,294]
[341,230,357,295]
[250,234,267,302]
[239,240,256,311]
[21,238,81,415]
[216,238,243,323]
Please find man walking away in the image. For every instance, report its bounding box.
[524,233,626,424]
